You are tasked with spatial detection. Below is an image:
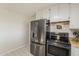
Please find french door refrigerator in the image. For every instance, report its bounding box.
[30,19,50,56]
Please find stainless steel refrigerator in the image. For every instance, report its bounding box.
[30,19,50,56]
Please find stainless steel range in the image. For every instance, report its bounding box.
[30,19,50,56]
[47,32,71,56]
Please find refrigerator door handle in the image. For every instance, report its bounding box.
[33,32,34,38]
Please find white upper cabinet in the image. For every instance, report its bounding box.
[50,4,70,22]
[70,4,79,29]
[58,3,70,20]
[36,10,43,20]
[35,4,70,21]
[42,8,49,19]
[50,4,59,22]
[50,4,58,22]
[30,15,35,21]
[36,8,49,20]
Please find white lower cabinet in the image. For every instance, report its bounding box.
[71,47,79,56]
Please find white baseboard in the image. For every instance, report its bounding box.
[0,44,26,56]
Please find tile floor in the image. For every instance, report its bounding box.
[4,46,33,56]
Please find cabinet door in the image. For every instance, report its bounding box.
[70,4,79,29]
[36,10,43,20]
[36,9,49,19]
[42,8,49,19]
[58,3,70,20]
[50,4,58,22]
[31,14,37,21]
[50,4,70,22]
[71,47,79,56]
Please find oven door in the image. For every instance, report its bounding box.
[47,45,70,56]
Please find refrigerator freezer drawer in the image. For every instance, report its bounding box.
[30,42,45,56]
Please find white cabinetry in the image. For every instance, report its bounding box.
[70,4,79,29]
[36,8,49,20]
[71,47,79,56]
[35,4,70,22]
[36,10,43,20]
[58,3,70,20]
[50,4,58,22]
[42,8,49,19]
[50,4,70,22]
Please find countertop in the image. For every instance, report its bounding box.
[69,38,79,48]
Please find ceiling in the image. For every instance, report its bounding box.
[0,3,53,17]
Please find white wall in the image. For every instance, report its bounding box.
[0,8,29,55]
